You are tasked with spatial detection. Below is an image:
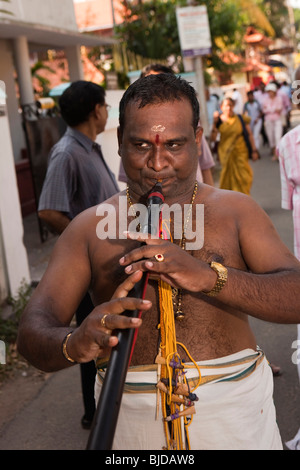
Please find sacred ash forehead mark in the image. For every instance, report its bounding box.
[151,124,166,133]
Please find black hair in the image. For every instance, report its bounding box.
[119,74,200,133]
[221,97,235,106]
[140,63,174,78]
[59,80,105,127]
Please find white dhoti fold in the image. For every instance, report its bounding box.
[95,348,282,450]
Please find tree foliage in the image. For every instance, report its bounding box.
[258,0,289,38]
[115,0,181,60]
[115,0,245,69]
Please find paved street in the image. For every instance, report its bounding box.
[0,117,300,450]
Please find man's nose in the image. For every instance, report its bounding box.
[147,146,169,171]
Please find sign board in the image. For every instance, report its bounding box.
[176,5,212,58]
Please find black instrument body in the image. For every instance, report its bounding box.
[86,183,164,450]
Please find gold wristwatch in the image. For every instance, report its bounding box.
[205,261,228,297]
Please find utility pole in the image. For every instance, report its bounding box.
[194,54,209,137]
[182,0,210,136]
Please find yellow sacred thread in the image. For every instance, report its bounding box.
[158,279,201,450]
[157,182,201,450]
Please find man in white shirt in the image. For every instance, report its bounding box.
[244,91,262,150]
[231,88,244,114]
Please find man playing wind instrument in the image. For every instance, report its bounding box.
[18,75,300,450]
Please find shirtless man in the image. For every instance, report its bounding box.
[17,74,300,450]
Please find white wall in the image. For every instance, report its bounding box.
[0,40,26,161]
[97,89,126,191]
[0,0,78,31]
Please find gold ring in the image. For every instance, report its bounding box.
[155,254,165,262]
[101,314,108,328]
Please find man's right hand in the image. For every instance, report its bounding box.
[67,271,152,363]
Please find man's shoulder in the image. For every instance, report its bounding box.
[64,193,123,239]
[200,183,251,206]
[279,124,300,146]
[208,187,264,221]
[54,132,81,151]
[287,124,300,137]
[49,133,82,163]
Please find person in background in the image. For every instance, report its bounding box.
[254,81,269,147]
[262,82,283,161]
[277,82,292,134]
[211,97,259,195]
[277,66,300,450]
[140,63,175,78]
[205,87,220,133]
[231,88,244,115]
[38,80,119,429]
[254,81,267,107]
[244,90,262,151]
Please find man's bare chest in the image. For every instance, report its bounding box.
[89,217,246,306]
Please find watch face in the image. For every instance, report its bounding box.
[212,262,227,273]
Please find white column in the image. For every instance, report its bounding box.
[13,36,35,106]
[65,45,84,82]
[0,81,30,298]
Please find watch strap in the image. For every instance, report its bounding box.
[205,261,228,297]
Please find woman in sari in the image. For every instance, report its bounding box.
[211,97,259,195]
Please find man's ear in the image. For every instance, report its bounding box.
[195,125,203,150]
[117,126,122,157]
[94,102,102,118]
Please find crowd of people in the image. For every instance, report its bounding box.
[204,77,293,196]
[15,65,300,450]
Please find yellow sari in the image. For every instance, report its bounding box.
[218,114,253,195]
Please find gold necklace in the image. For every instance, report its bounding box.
[126,186,142,231]
[172,182,198,321]
[126,182,198,321]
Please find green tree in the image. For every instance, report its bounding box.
[237,0,275,37]
[294,7,300,37]
[31,61,56,97]
[115,0,291,77]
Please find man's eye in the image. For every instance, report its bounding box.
[136,142,150,149]
[167,142,181,149]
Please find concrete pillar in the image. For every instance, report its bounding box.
[65,45,84,82]
[0,39,26,162]
[13,36,35,106]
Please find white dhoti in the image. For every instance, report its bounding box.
[95,348,282,450]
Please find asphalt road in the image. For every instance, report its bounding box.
[0,123,300,451]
